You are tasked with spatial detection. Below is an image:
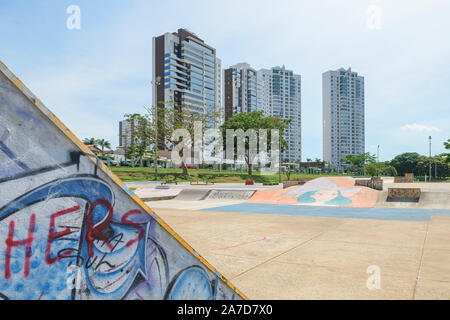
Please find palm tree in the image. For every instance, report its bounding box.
[96,139,111,154]
[83,137,97,146]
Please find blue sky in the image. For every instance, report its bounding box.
[1,0,449,160]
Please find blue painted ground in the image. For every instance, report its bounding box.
[201,203,450,221]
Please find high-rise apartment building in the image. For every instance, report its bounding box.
[224,64,301,162]
[119,120,130,148]
[152,28,223,127]
[258,66,302,162]
[322,67,365,170]
[119,119,135,149]
[223,63,260,121]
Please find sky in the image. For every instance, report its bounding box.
[0,0,449,161]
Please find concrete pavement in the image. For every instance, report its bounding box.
[138,178,450,299]
[151,207,450,299]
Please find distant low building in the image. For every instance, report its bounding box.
[85,144,102,156]
[298,161,326,169]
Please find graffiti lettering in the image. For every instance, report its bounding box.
[86,199,114,257]
[121,210,145,247]
[45,205,80,264]
[4,213,35,279]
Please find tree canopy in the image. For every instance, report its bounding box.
[221,110,290,176]
[341,152,376,173]
[390,152,422,176]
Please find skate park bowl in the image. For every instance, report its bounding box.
[0,60,245,300]
[247,177,379,208]
[161,177,450,221]
[137,176,450,215]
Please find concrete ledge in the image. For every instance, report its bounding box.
[140,195,178,201]
[387,187,421,202]
[283,180,306,189]
[394,173,414,183]
[355,177,383,190]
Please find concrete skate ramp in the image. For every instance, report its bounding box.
[0,61,245,300]
[387,188,421,202]
[376,190,450,210]
[174,189,211,201]
[205,190,256,201]
[247,177,379,208]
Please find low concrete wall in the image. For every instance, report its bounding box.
[394,173,414,183]
[387,188,421,202]
[283,180,306,189]
[355,178,383,190]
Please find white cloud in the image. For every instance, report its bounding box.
[401,123,441,133]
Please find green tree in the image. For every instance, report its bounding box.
[82,137,98,146]
[123,113,154,167]
[341,152,376,174]
[444,139,450,163]
[434,154,450,179]
[221,111,290,176]
[365,162,383,177]
[419,154,450,179]
[444,139,450,150]
[390,152,421,176]
[123,104,220,175]
[381,164,397,176]
[144,104,220,176]
[95,138,111,154]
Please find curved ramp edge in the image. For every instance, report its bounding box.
[174,189,211,201]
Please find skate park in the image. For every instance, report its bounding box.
[133,177,450,299]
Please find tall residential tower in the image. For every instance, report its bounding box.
[322,67,365,170]
[223,63,260,121]
[259,66,302,162]
[224,64,302,162]
[152,28,223,127]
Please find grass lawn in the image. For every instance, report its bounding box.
[110,166,343,183]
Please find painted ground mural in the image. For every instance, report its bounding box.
[248,177,378,208]
[0,61,244,300]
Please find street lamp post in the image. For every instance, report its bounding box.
[429,136,432,182]
[278,136,282,184]
[153,76,161,180]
